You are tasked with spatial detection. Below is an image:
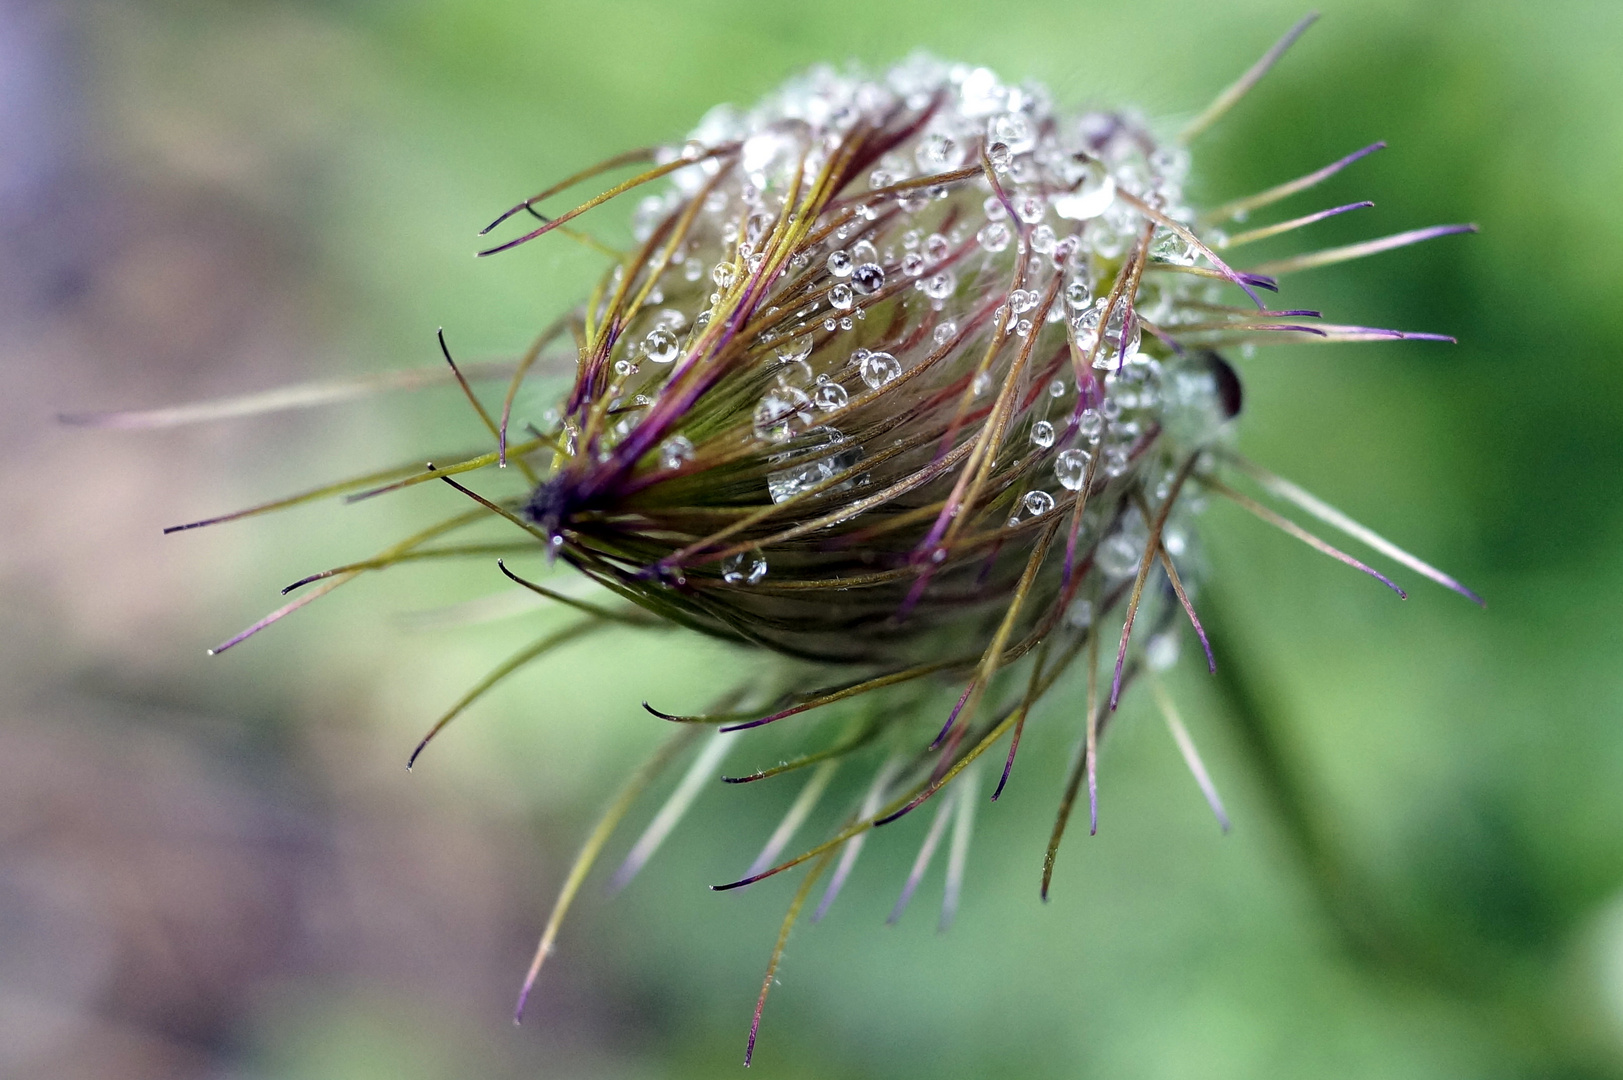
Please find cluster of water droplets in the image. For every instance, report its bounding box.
[586,56,1237,587]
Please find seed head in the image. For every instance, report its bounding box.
[500,56,1242,672]
[81,18,1484,1067]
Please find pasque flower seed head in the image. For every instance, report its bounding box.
[74,14,1486,1066]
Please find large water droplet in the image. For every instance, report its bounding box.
[1053,172,1116,221]
[1022,489,1056,516]
[915,132,965,171]
[1030,421,1056,448]
[860,351,902,389]
[1055,447,1090,490]
[1150,230,1197,266]
[776,333,814,363]
[1096,530,1143,577]
[922,271,957,301]
[987,112,1035,155]
[641,328,680,363]
[813,380,849,411]
[851,263,885,295]
[754,386,813,442]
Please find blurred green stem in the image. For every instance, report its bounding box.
[1200,594,1616,1077]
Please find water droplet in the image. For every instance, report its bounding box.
[754,385,813,442]
[983,195,1008,222]
[972,371,992,397]
[1055,447,1090,490]
[1030,421,1055,448]
[712,262,738,288]
[1150,230,1197,266]
[1022,489,1056,516]
[958,67,1006,116]
[933,320,958,346]
[614,359,637,377]
[722,548,768,585]
[977,221,1011,253]
[860,351,902,388]
[987,141,1012,170]
[924,234,950,262]
[851,239,878,264]
[1096,530,1142,576]
[1015,194,1046,225]
[659,435,695,470]
[922,271,957,300]
[766,433,863,503]
[744,211,775,249]
[1145,632,1181,671]
[1103,445,1129,477]
[1078,408,1103,440]
[1030,224,1057,254]
[1009,289,1039,314]
[1049,378,1068,398]
[1053,171,1116,221]
[830,283,854,310]
[776,333,814,363]
[1065,280,1092,309]
[641,328,680,363]
[813,381,849,410]
[653,308,687,331]
[1065,598,1093,629]
[742,129,798,190]
[901,252,925,277]
[851,263,885,295]
[683,257,703,282]
[827,249,853,277]
[631,195,667,242]
[915,132,964,171]
[987,112,1035,155]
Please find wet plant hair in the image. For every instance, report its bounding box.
[69,12,1482,1066]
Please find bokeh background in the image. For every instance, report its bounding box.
[5,0,1622,1076]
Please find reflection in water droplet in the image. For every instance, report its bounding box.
[1022,489,1055,517]
[659,435,695,471]
[641,328,680,363]
[851,263,885,295]
[722,548,768,585]
[1055,448,1090,490]
[860,352,902,389]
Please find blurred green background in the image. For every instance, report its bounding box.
[5,0,1622,1077]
